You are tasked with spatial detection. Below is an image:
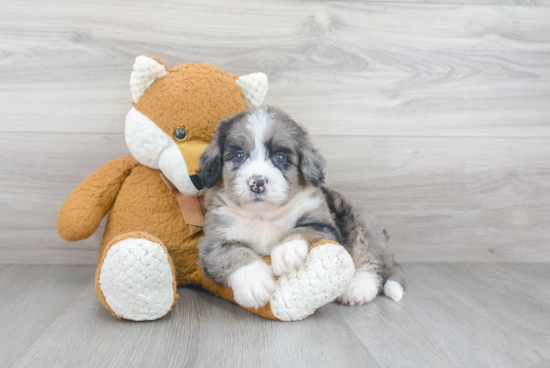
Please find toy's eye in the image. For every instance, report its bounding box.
[235,152,246,162]
[174,128,187,141]
[274,153,286,164]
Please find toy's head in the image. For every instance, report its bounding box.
[125,55,268,197]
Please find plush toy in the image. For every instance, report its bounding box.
[57,56,355,322]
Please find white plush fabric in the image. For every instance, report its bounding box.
[130,56,168,103]
[236,73,268,107]
[159,144,205,196]
[125,107,173,169]
[98,237,175,321]
[269,242,355,321]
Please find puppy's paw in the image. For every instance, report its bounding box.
[337,270,380,306]
[271,239,309,276]
[384,280,404,302]
[229,261,275,309]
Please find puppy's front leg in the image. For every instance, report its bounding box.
[272,218,341,276]
[271,237,309,277]
[198,236,275,309]
[229,261,275,309]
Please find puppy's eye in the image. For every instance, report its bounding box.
[274,153,286,164]
[174,128,187,141]
[234,152,246,162]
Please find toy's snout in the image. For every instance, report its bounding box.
[178,140,209,188]
[176,140,209,176]
[159,140,209,196]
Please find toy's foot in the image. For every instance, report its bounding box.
[95,232,178,321]
[268,241,355,321]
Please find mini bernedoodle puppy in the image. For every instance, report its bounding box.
[197,106,405,309]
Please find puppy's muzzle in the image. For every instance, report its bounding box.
[249,176,267,194]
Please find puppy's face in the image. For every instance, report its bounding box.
[198,107,326,210]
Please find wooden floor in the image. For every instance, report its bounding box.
[0,264,548,367]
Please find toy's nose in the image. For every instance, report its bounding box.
[248,176,266,193]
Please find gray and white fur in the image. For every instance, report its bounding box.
[197,106,405,309]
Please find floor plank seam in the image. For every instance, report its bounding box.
[315,0,550,7]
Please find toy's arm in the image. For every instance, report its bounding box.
[57,155,140,241]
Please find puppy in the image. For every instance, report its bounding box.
[197,106,405,309]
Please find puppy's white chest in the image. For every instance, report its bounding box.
[211,186,322,256]
[225,215,294,256]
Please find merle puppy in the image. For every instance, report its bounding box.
[197,106,405,309]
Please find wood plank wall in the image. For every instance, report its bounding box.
[1,0,549,264]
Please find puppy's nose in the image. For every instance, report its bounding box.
[248,176,267,193]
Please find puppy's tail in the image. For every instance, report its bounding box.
[383,262,405,302]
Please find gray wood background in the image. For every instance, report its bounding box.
[1,0,549,264]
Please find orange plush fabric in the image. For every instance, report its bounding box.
[134,62,246,142]
[57,155,140,241]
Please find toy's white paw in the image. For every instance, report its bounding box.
[271,239,308,276]
[337,270,381,306]
[229,261,275,309]
[98,237,175,321]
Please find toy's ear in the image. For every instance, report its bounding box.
[236,73,268,108]
[130,56,168,103]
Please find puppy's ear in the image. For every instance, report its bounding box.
[300,141,326,187]
[198,112,243,188]
[197,139,223,188]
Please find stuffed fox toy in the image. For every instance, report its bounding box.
[57,56,355,322]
